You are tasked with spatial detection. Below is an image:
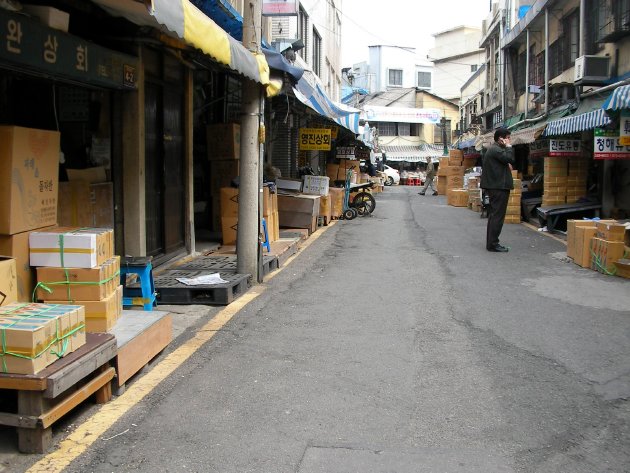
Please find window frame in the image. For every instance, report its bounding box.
[388,68,403,87]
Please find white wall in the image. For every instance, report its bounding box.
[363,45,433,93]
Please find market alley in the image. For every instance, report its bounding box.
[13,186,630,473]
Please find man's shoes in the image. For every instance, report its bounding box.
[432,192,438,195]
[418,192,425,195]
[487,244,509,252]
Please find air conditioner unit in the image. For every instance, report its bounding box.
[574,55,610,85]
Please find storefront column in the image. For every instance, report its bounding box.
[122,46,146,256]
[184,68,195,255]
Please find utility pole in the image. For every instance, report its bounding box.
[441,115,449,156]
[237,0,262,278]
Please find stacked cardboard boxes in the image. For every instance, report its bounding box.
[566,157,588,204]
[543,157,568,206]
[467,177,482,212]
[505,177,522,224]
[0,302,86,374]
[29,228,122,333]
[591,221,628,275]
[0,126,61,301]
[329,188,344,219]
[220,187,279,247]
[207,123,241,232]
[277,194,321,234]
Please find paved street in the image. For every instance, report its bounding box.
[10,185,630,472]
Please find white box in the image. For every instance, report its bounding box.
[22,6,70,32]
[302,175,330,196]
[276,178,302,192]
[29,227,113,269]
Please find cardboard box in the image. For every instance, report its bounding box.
[30,227,114,269]
[596,221,626,242]
[276,178,303,193]
[0,303,85,374]
[220,187,239,217]
[221,217,238,245]
[49,285,122,333]
[0,126,60,235]
[567,220,597,260]
[329,188,344,218]
[446,175,464,189]
[278,193,320,232]
[57,182,114,228]
[0,257,17,306]
[319,194,332,223]
[574,226,597,267]
[207,123,240,160]
[36,256,120,302]
[591,238,625,274]
[302,175,330,196]
[447,189,468,207]
[0,228,57,301]
[614,259,630,279]
[445,166,465,177]
[22,5,70,32]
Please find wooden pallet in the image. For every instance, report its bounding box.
[0,333,116,453]
[110,310,172,394]
[176,254,279,276]
[153,270,251,305]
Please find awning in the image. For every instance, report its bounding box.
[602,84,630,111]
[543,97,611,136]
[262,48,304,83]
[377,145,447,162]
[457,137,478,149]
[293,76,361,134]
[92,0,271,88]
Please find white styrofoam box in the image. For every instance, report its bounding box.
[22,6,70,32]
[29,228,113,269]
[302,175,330,196]
[276,178,302,192]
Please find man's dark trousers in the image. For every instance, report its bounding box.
[486,189,510,249]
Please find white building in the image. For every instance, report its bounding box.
[428,26,485,104]
[268,0,343,100]
[349,45,433,95]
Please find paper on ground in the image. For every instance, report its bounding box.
[176,273,228,285]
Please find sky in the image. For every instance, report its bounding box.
[340,0,492,67]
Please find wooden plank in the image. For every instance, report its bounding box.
[45,335,117,399]
[0,412,39,428]
[0,375,47,391]
[39,367,115,429]
[113,312,172,387]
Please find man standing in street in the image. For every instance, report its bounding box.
[480,127,514,252]
[418,157,438,195]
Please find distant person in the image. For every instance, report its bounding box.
[418,157,437,195]
[366,158,377,177]
[376,157,384,171]
[480,127,514,252]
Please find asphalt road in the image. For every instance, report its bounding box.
[13,186,630,472]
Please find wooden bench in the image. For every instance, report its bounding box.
[537,202,602,233]
[0,333,116,453]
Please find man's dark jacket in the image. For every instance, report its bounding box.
[480,142,515,190]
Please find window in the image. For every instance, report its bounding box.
[398,123,410,136]
[471,64,478,73]
[388,69,403,87]
[298,7,308,60]
[376,122,396,136]
[312,28,321,77]
[417,71,431,88]
[548,39,561,79]
[562,10,580,68]
[533,51,545,86]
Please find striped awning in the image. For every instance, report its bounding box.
[93,0,273,90]
[293,78,361,134]
[543,108,611,136]
[148,0,271,87]
[378,145,447,162]
[509,123,546,145]
[602,85,630,111]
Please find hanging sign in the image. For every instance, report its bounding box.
[529,140,549,158]
[262,0,298,16]
[549,139,581,157]
[620,111,630,146]
[362,106,441,124]
[299,128,331,151]
[336,146,355,158]
[0,9,137,89]
[594,129,630,160]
